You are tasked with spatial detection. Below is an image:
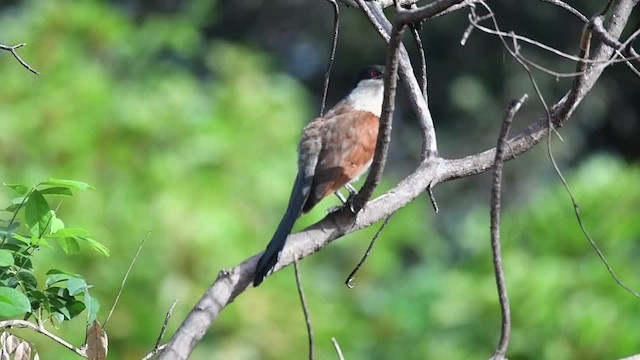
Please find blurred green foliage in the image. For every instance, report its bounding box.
[0,1,639,360]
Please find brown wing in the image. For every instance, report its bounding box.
[302,110,379,213]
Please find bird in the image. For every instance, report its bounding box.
[253,65,385,287]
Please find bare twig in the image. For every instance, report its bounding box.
[155,300,178,350]
[537,0,588,23]
[0,320,86,357]
[427,183,439,213]
[0,43,39,75]
[345,214,394,288]
[293,258,314,360]
[409,25,427,96]
[331,337,345,360]
[104,232,151,328]
[142,300,177,360]
[320,0,340,116]
[489,94,527,360]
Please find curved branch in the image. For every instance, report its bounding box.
[0,43,39,75]
[0,320,86,357]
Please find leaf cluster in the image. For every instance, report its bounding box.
[0,179,108,326]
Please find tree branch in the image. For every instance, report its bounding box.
[488,94,527,360]
[0,320,85,357]
[0,43,39,75]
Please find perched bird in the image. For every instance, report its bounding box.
[253,65,385,287]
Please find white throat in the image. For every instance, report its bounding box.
[345,79,384,117]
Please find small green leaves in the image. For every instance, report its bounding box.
[0,287,31,317]
[0,179,105,326]
[49,228,110,257]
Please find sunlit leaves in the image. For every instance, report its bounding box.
[0,180,107,328]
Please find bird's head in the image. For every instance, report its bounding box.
[345,65,385,116]
[353,65,385,88]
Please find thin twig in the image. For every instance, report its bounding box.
[155,300,178,350]
[0,43,39,75]
[320,0,340,117]
[331,337,345,360]
[293,258,314,360]
[537,0,588,23]
[0,320,86,357]
[409,25,427,96]
[489,94,527,360]
[345,214,393,288]
[104,231,151,328]
[427,183,439,213]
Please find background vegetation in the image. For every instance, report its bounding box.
[0,0,639,359]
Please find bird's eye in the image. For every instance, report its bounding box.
[370,69,379,78]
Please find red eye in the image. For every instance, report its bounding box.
[370,69,378,77]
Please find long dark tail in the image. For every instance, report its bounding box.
[253,172,311,286]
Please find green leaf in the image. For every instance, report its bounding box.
[30,236,51,248]
[24,190,51,238]
[0,286,31,317]
[10,234,30,245]
[39,187,74,196]
[51,311,64,324]
[49,227,89,238]
[50,212,65,234]
[54,237,80,254]
[41,179,93,191]
[3,183,29,195]
[0,221,19,237]
[46,271,76,288]
[85,292,100,325]
[66,299,86,320]
[67,277,87,296]
[75,236,110,257]
[0,250,14,267]
[17,271,38,290]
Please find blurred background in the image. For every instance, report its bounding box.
[0,0,639,359]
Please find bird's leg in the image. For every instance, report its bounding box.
[344,182,358,213]
[345,182,358,198]
[328,184,359,214]
[327,190,348,214]
[334,190,348,204]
